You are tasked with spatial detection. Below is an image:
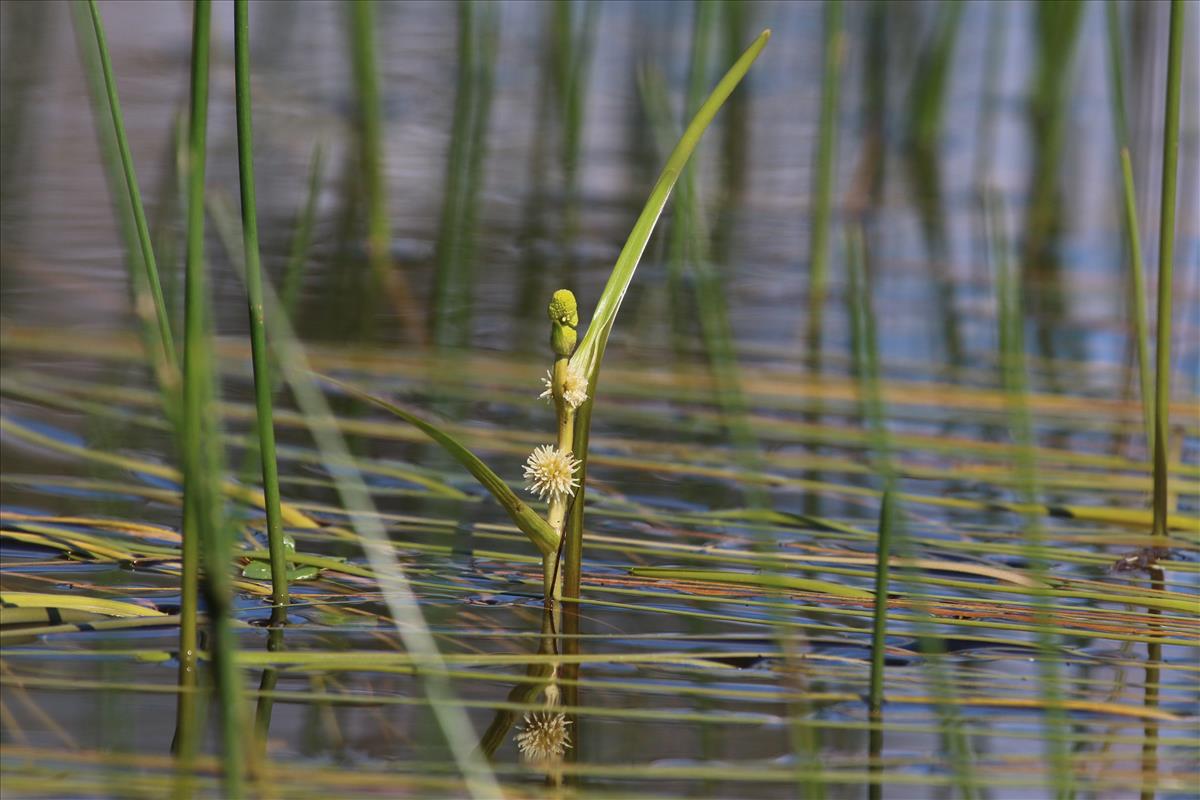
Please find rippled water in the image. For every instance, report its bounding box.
[2,1,1198,798]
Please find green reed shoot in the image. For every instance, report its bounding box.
[846,228,978,799]
[76,0,202,769]
[1118,147,1154,452]
[348,0,387,285]
[82,0,178,398]
[990,196,1072,797]
[804,0,842,365]
[70,2,170,412]
[867,490,893,800]
[1151,0,1184,549]
[550,0,597,274]
[346,0,420,339]
[237,142,323,489]
[432,0,499,350]
[846,230,892,799]
[906,0,963,156]
[233,0,287,619]
[1105,0,1154,453]
[282,145,323,324]
[182,1,243,793]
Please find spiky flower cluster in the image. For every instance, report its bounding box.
[538,364,589,410]
[515,711,572,762]
[523,445,580,502]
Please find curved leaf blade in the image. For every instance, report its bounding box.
[319,375,559,557]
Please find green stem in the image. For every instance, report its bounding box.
[804,0,843,365]
[991,197,1072,797]
[1105,2,1153,455]
[1151,0,1183,548]
[347,0,420,339]
[234,0,288,616]
[183,1,242,794]
[1119,148,1154,454]
[83,0,177,385]
[867,490,893,800]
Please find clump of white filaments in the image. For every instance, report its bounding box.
[523,445,580,502]
[538,364,589,410]
[515,711,572,762]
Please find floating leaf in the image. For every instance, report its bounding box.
[0,591,165,618]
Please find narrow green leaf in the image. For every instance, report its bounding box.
[0,591,166,618]
[319,375,559,557]
[569,29,771,381]
[564,29,771,601]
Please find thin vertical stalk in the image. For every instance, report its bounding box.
[234,0,288,616]
[848,234,896,779]
[431,0,498,350]
[867,490,894,800]
[550,0,597,280]
[237,142,323,488]
[70,1,176,418]
[281,144,323,324]
[804,0,842,366]
[349,0,386,281]
[347,0,421,339]
[182,1,243,795]
[990,196,1072,797]
[83,0,177,386]
[1106,0,1154,453]
[847,228,977,799]
[1119,148,1154,453]
[1151,0,1183,548]
[1141,567,1164,800]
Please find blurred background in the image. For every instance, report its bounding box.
[2,0,1195,383]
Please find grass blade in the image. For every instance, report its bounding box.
[82,0,177,383]
[569,29,770,381]
[233,0,288,618]
[1151,0,1184,547]
[180,1,242,793]
[319,376,559,557]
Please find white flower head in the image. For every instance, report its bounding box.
[538,364,589,410]
[515,711,572,762]
[523,444,580,502]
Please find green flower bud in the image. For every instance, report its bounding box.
[548,289,579,328]
[551,323,577,357]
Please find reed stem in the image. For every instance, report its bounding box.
[867,490,893,800]
[182,1,243,794]
[804,0,843,365]
[83,0,177,386]
[1105,1,1154,454]
[1151,0,1183,548]
[234,0,288,617]
[1119,148,1154,454]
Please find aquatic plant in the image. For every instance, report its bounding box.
[343,29,771,608]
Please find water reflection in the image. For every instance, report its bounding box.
[479,603,571,787]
